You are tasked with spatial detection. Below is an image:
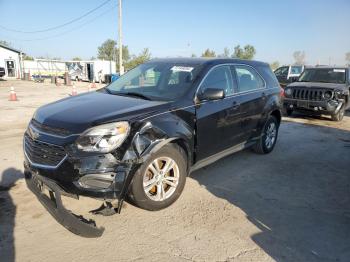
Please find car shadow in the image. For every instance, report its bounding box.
[191,122,350,261]
[0,168,23,262]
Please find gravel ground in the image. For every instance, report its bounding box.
[0,79,349,262]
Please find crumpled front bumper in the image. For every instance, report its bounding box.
[25,170,105,238]
[283,98,343,114]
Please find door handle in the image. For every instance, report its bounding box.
[232,101,240,109]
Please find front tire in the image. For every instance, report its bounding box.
[284,108,293,117]
[128,144,187,211]
[331,105,345,122]
[253,115,279,154]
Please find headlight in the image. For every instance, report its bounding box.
[323,91,333,100]
[285,88,292,96]
[76,122,130,153]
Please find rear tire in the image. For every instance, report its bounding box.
[128,144,187,211]
[253,115,279,154]
[283,108,293,116]
[331,105,345,122]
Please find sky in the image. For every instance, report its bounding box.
[0,0,349,65]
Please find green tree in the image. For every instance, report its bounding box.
[72,57,82,61]
[293,51,305,65]
[201,49,216,57]
[23,55,34,61]
[0,40,11,47]
[270,61,280,70]
[97,39,130,63]
[191,53,197,58]
[232,45,256,60]
[125,48,151,70]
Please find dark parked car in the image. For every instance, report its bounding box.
[23,58,282,237]
[0,66,5,77]
[274,65,305,88]
[283,66,350,121]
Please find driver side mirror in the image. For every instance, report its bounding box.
[198,88,225,101]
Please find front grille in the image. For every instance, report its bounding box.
[24,134,67,167]
[291,88,331,101]
[30,119,71,136]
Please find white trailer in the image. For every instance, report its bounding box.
[23,59,116,82]
[66,60,116,83]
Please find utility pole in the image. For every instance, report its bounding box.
[118,0,124,75]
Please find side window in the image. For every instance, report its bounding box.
[274,68,282,76]
[235,65,265,92]
[200,66,234,96]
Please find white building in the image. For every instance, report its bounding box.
[0,43,22,78]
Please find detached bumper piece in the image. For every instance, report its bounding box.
[25,172,105,238]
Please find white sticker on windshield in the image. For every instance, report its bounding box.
[334,69,345,73]
[171,66,194,72]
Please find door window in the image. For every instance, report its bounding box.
[235,65,264,92]
[274,66,289,77]
[200,66,234,96]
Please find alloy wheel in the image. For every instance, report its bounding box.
[143,157,180,201]
[265,122,277,149]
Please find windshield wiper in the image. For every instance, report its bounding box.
[114,92,151,100]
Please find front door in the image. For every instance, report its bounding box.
[195,65,243,161]
[6,60,16,77]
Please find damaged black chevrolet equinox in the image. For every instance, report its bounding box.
[24,58,282,237]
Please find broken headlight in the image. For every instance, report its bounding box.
[76,122,130,153]
[285,88,292,96]
[323,91,333,100]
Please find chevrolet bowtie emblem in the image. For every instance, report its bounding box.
[28,125,40,140]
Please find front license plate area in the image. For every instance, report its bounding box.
[297,100,308,108]
[32,174,55,201]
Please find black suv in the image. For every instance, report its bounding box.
[24,58,282,237]
[283,66,350,121]
[0,66,5,78]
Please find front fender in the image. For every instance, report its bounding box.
[117,110,195,205]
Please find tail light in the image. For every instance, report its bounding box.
[280,87,285,98]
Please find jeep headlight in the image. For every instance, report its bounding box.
[76,122,130,153]
[285,88,292,96]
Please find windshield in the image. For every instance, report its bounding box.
[106,62,202,101]
[298,68,346,84]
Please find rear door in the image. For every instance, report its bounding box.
[195,65,243,160]
[233,65,266,141]
[275,66,289,87]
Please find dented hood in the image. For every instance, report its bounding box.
[288,81,347,90]
[34,90,168,134]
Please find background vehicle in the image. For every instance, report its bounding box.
[274,65,305,87]
[23,58,282,237]
[283,66,350,121]
[23,59,116,82]
[0,66,5,77]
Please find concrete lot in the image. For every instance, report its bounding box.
[0,79,349,262]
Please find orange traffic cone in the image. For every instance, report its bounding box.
[9,87,18,101]
[71,84,77,96]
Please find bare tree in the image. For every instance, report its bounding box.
[345,52,350,66]
[293,51,305,65]
[270,61,280,70]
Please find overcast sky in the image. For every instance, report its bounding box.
[0,0,349,65]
